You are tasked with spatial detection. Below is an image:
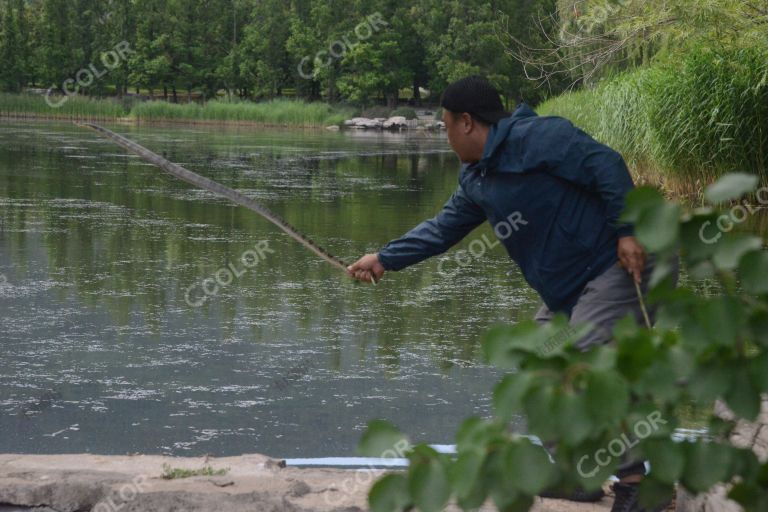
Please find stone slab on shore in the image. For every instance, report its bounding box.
[0,453,617,511]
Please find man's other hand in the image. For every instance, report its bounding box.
[347,253,386,283]
[618,236,646,284]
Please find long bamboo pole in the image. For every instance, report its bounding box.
[77,122,352,275]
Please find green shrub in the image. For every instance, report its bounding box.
[389,106,418,120]
[361,105,391,119]
[362,174,768,512]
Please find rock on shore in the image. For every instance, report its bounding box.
[341,112,442,131]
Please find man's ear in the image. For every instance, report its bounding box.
[461,112,474,134]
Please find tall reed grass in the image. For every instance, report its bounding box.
[0,92,127,119]
[538,44,768,187]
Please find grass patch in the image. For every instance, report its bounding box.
[161,463,229,480]
[130,98,355,127]
[0,92,127,119]
[0,93,356,127]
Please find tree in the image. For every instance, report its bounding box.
[129,0,172,98]
[36,0,78,91]
[504,0,768,89]
[241,0,293,98]
[0,0,24,91]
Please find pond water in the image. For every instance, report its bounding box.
[0,121,542,458]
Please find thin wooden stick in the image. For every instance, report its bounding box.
[77,122,354,277]
[634,280,652,329]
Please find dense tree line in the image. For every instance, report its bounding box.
[0,0,560,107]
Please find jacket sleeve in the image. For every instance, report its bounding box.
[377,185,487,271]
[549,126,635,237]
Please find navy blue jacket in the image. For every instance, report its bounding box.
[377,103,635,314]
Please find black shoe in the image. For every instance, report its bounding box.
[539,487,605,502]
[611,482,670,512]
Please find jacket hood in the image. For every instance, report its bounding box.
[473,102,538,171]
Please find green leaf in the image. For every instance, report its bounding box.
[490,491,533,512]
[573,344,617,371]
[617,329,657,381]
[643,438,685,484]
[553,391,593,445]
[408,456,450,512]
[668,345,694,382]
[687,260,716,280]
[359,420,409,457]
[728,447,761,484]
[482,324,530,368]
[523,383,559,441]
[585,370,630,427]
[635,356,681,403]
[681,441,733,493]
[638,477,674,510]
[625,404,675,439]
[688,362,731,402]
[635,202,682,252]
[504,440,557,495]
[537,318,586,358]
[739,250,768,295]
[713,235,763,270]
[621,187,665,223]
[369,474,410,512]
[729,482,763,510]
[749,352,768,391]
[704,173,759,203]
[749,311,768,347]
[493,373,534,423]
[573,438,617,490]
[649,257,677,288]
[484,319,572,366]
[724,369,761,421]
[696,296,747,346]
[456,417,499,454]
[680,213,721,262]
[451,451,485,501]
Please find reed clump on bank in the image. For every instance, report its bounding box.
[538,44,768,193]
[130,98,354,127]
[0,92,127,120]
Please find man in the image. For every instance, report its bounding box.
[347,76,674,512]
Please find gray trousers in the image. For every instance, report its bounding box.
[534,257,679,350]
[534,256,679,478]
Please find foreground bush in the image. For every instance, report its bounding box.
[361,173,768,511]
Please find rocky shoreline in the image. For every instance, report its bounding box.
[0,453,614,512]
[335,111,446,132]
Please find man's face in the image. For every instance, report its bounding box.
[442,109,483,163]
